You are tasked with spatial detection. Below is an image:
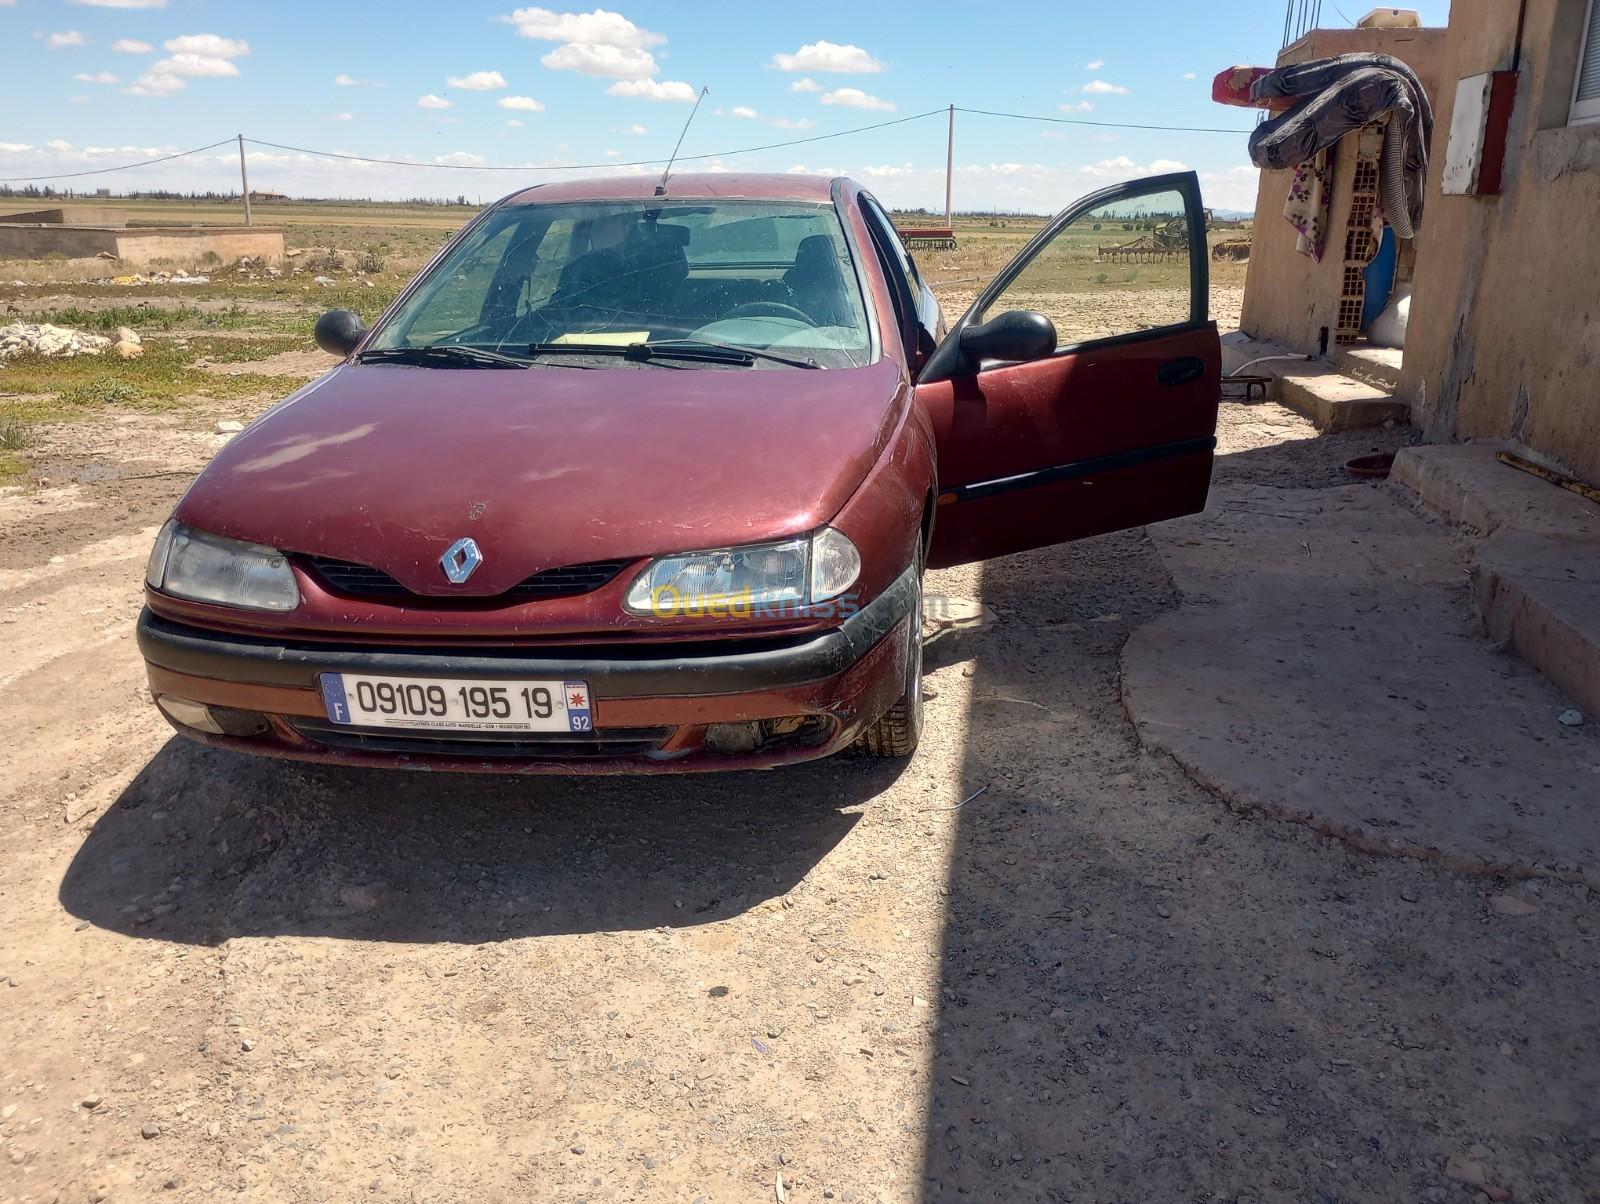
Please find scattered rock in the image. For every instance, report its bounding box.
[1490,894,1540,917]
[114,326,141,345]
[1558,708,1585,727]
[141,1122,161,1140]
[1,1104,17,1120]
[0,322,112,360]
[81,1094,102,1110]
[214,420,245,435]
[570,1143,585,1155]
[240,1038,256,1052]
[1444,1155,1488,1186]
[112,340,144,360]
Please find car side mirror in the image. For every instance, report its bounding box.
[314,309,367,357]
[957,310,1057,369]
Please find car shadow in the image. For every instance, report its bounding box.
[59,737,886,945]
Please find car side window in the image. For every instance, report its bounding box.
[979,187,1197,349]
[861,197,936,360]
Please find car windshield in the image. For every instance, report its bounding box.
[367,198,873,369]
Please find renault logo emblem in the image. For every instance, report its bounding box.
[440,537,483,584]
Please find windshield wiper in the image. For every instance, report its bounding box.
[526,340,821,370]
[357,345,532,369]
[640,339,821,370]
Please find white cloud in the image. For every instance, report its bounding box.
[605,149,620,157]
[69,0,167,6]
[605,78,695,101]
[771,40,882,74]
[1059,100,1095,112]
[503,7,664,49]
[112,38,153,53]
[730,105,759,119]
[47,31,88,48]
[447,70,507,91]
[1041,129,1066,141]
[434,151,486,167]
[1182,71,1198,80]
[498,95,545,111]
[334,73,368,86]
[127,33,249,95]
[1083,79,1128,94]
[622,123,647,134]
[1085,58,1105,70]
[417,93,452,109]
[819,87,894,112]
[74,71,121,84]
[127,72,183,95]
[164,33,249,57]
[506,118,524,127]
[158,53,240,77]
[327,111,353,121]
[769,116,814,130]
[541,41,656,77]
[790,77,821,93]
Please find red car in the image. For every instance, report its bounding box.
[137,171,1219,772]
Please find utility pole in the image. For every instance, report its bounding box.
[944,104,955,228]
[237,134,252,226]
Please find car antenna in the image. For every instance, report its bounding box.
[655,85,709,196]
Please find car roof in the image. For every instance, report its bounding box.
[501,172,843,206]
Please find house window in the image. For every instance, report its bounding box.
[1574,0,1600,124]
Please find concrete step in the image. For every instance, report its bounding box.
[1219,330,1409,430]
[1394,441,1600,720]
[1330,344,1403,391]
[1275,366,1410,432]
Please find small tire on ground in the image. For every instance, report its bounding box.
[852,552,925,759]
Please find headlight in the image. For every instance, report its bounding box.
[625,527,861,617]
[145,520,300,612]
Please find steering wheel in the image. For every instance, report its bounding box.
[725,301,816,325]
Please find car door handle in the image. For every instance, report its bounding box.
[1157,357,1206,387]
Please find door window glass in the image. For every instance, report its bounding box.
[978,188,1195,348]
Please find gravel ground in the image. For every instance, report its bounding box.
[2,371,1597,1203]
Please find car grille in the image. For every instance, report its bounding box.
[290,718,673,760]
[305,556,632,602]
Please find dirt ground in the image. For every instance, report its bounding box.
[4,377,1599,1204]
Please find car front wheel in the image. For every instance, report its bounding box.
[852,551,924,759]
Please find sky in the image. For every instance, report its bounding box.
[0,0,1453,214]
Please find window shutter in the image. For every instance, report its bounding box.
[1574,0,1600,124]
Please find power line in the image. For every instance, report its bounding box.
[1,104,1251,187]
[243,110,946,173]
[0,138,235,183]
[954,107,1253,136]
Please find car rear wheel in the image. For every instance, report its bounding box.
[853,550,925,759]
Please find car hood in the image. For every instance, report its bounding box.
[176,359,905,597]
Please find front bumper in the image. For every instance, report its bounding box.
[136,566,918,773]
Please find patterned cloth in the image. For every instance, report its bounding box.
[1284,149,1332,261]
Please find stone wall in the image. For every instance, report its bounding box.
[0,224,284,267]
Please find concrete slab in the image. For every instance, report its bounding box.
[1123,482,1600,884]
[1393,441,1600,717]
[1331,344,1404,391]
[1218,332,1408,430]
[1475,530,1600,720]
[1276,365,1411,431]
[1392,441,1600,539]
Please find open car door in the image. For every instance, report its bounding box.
[918,171,1220,568]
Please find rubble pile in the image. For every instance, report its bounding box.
[96,271,211,287]
[0,323,143,361]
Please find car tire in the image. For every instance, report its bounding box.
[852,548,925,759]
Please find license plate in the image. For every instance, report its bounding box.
[319,674,593,733]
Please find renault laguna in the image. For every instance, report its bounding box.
[137,171,1220,772]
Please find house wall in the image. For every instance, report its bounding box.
[1237,27,1448,353]
[1399,0,1600,484]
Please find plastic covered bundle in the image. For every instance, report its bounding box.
[1246,52,1433,237]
